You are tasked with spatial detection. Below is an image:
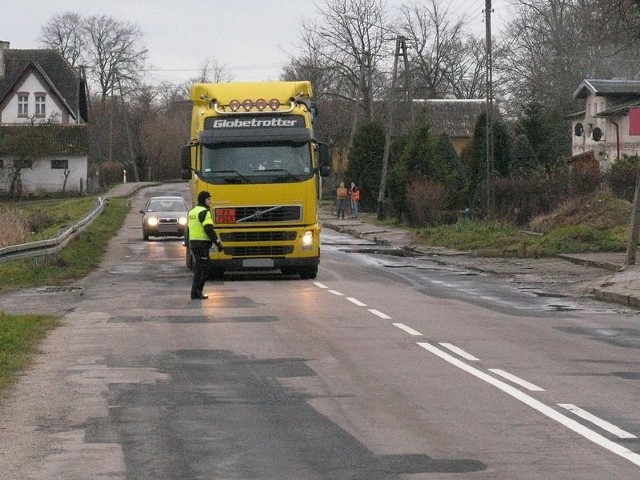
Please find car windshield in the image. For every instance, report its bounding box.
[147,199,186,212]
[201,141,312,184]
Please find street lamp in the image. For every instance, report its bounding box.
[342,13,411,220]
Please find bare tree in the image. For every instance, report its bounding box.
[397,0,472,99]
[83,14,148,102]
[190,58,234,84]
[302,0,390,121]
[39,12,86,67]
[500,0,640,112]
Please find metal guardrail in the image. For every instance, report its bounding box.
[0,197,107,265]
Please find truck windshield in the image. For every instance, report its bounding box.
[201,141,313,184]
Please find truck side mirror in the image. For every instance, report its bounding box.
[317,142,331,177]
[180,145,192,180]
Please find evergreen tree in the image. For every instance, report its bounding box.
[510,134,539,178]
[399,115,435,178]
[515,101,568,173]
[434,132,466,208]
[345,121,384,211]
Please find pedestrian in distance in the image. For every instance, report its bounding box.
[188,191,224,300]
[348,182,360,219]
[336,181,348,219]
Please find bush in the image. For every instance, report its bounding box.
[406,177,447,226]
[606,155,640,202]
[25,210,54,234]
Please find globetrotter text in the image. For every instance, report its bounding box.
[211,118,299,128]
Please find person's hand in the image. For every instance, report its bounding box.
[216,241,224,253]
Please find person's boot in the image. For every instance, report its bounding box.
[191,290,208,300]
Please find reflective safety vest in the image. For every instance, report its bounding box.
[188,205,213,241]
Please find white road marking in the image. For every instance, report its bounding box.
[328,290,344,296]
[558,404,637,439]
[368,309,391,319]
[489,368,545,391]
[314,282,328,289]
[393,323,423,336]
[347,297,367,307]
[417,342,640,467]
[439,343,479,361]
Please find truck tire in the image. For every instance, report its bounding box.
[299,265,318,280]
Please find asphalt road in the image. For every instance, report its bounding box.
[1,183,639,479]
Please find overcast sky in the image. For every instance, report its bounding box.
[1,0,508,85]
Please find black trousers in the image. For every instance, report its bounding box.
[191,246,211,295]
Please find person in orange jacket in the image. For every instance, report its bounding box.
[348,182,360,219]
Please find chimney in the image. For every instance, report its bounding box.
[0,41,9,79]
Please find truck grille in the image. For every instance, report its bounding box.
[223,205,302,223]
[220,231,297,242]
[227,246,294,257]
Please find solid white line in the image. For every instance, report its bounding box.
[558,404,638,439]
[314,282,327,289]
[368,309,391,319]
[489,368,545,392]
[439,343,479,361]
[417,342,640,467]
[346,297,367,307]
[393,323,423,336]
[328,290,344,296]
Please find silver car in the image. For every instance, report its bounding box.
[140,196,189,241]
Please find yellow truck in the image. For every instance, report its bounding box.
[181,81,331,279]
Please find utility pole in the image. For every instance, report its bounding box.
[625,163,640,265]
[377,36,408,220]
[485,0,495,217]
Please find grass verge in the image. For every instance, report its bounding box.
[0,197,130,293]
[0,312,60,392]
[0,196,131,395]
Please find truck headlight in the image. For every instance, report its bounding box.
[301,230,314,250]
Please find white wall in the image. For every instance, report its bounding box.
[2,73,66,125]
[0,156,88,194]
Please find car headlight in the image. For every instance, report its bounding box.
[146,216,158,226]
[301,230,314,250]
[178,216,187,226]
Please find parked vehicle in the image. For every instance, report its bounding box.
[140,196,188,241]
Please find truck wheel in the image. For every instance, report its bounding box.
[300,266,318,280]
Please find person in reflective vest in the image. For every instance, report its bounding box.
[188,191,224,299]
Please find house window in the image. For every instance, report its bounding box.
[35,93,46,117]
[18,93,28,117]
[51,159,68,170]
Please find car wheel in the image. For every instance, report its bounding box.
[143,230,149,241]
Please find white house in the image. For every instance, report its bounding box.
[0,41,89,195]
[569,79,640,171]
